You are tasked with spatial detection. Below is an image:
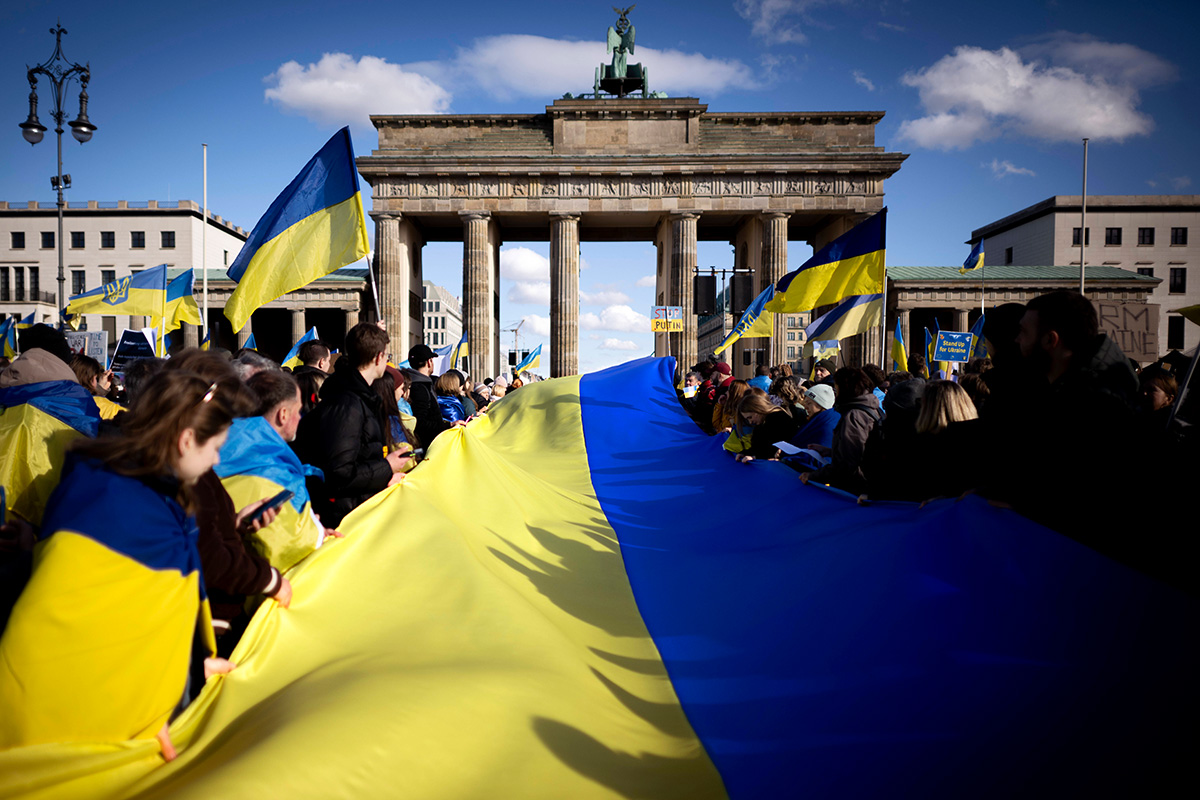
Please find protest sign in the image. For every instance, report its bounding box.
[1094,302,1160,362]
[64,331,107,363]
[109,329,157,373]
[933,331,972,363]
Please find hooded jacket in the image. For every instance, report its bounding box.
[809,393,884,493]
[402,367,449,449]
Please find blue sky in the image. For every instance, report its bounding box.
[3,0,1196,372]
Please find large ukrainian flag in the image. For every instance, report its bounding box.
[0,359,1194,798]
[63,263,169,324]
[224,128,370,334]
[766,209,886,314]
[802,292,882,343]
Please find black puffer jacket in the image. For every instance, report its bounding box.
[402,367,449,449]
[294,360,391,527]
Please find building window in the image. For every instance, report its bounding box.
[1105,227,1122,246]
[28,267,38,296]
[1004,247,1013,265]
[0,268,8,301]
[14,267,24,301]
[100,231,115,249]
[1137,267,1155,278]
[787,331,796,341]
[131,231,145,249]
[787,346,796,358]
[1168,316,1185,350]
[1169,268,1186,294]
[1138,227,1155,246]
[71,231,85,249]
[41,231,54,249]
[161,231,176,248]
[71,270,86,296]
[101,269,116,286]
[1171,227,1188,246]
[1072,227,1091,246]
[11,232,24,249]
[787,316,800,328]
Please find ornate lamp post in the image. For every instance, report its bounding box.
[19,23,96,319]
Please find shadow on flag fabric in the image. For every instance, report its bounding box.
[223,128,370,334]
[0,380,99,525]
[765,209,886,314]
[64,264,169,327]
[969,313,988,359]
[149,270,202,336]
[802,293,882,344]
[891,317,908,372]
[713,285,774,356]
[282,327,319,370]
[959,239,984,274]
[0,358,1195,798]
[514,342,542,375]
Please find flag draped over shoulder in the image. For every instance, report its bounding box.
[63,264,169,324]
[224,128,370,334]
[713,285,774,355]
[891,317,908,372]
[765,209,886,314]
[0,358,1194,798]
[0,380,99,525]
[149,270,202,336]
[959,239,984,274]
[513,342,542,375]
[282,327,319,370]
[802,293,882,344]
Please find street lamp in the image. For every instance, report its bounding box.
[19,23,96,320]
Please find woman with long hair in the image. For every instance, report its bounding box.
[915,380,978,434]
[0,371,238,760]
[435,371,468,423]
[732,391,799,460]
[712,379,750,434]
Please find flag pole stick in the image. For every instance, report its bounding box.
[1080,138,1088,294]
[366,256,382,324]
[202,143,208,342]
[1166,341,1198,431]
[879,265,888,367]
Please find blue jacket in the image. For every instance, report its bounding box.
[748,375,772,393]
[789,408,841,451]
[436,395,466,423]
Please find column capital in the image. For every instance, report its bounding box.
[760,210,791,221]
[459,210,492,221]
[669,211,701,222]
[370,211,401,222]
[549,211,580,222]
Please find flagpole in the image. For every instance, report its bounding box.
[1080,138,1088,294]
[879,265,887,367]
[202,143,209,342]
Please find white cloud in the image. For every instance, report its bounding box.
[410,34,755,99]
[580,289,630,306]
[635,275,657,288]
[264,53,451,128]
[1171,176,1192,190]
[987,158,1036,178]
[580,304,651,333]
[898,38,1175,150]
[852,70,875,91]
[598,338,641,351]
[521,314,551,337]
[508,281,550,304]
[499,247,549,281]
[735,0,850,45]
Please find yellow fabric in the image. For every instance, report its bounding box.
[93,397,125,421]
[0,404,87,525]
[219,474,323,573]
[1174,304,1200,326]
[0,375,722,800]
[0,532,204,749]
[723,431,753,453]
[765,249,885,314]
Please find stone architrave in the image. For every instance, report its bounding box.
[550,213,580,377]
[670,212,699,376]
[461,211,496,377]
[762,212,790,366]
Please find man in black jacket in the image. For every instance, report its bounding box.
[295,323,412,527]
[402,344,450,450]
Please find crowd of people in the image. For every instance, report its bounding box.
[0,321,521,757]
[682,290,1195,593]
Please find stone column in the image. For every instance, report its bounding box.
[291,309,306,344]
[236,322,251,349]
[461,211,495,378]
[762,212,790,367]
[669,212,699,377]
[549,213,580,377]
[372,212,404,336]
[953,308,970,333]
[345,309,359,335]
[182,323,199,349]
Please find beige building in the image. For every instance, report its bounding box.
[970,196,1198,356]
[421,280,462,349]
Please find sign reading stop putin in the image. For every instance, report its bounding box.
[651,306,684,332]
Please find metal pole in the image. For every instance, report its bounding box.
[1080,138,1088,294]
[879,266,887,367]
[202,143,208,340]
[56,124,65,320]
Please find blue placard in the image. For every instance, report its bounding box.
[933,331,973,362]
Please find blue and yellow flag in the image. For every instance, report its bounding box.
[713,285,774,356]
[803,293,882,344]
[199,329,212,351]
[513,342,542,375]
[766,209,886,314]
[149,269,202,336]
[0,357,1195,797]
[63,264,169,324]
[969,313,988,359]
[282,327,319,370]
[244,333,258,351]
[891,316,908,372]
[806,339,839,379]
[926,324,950,378]
[450,333,469,370]
[224,128,370,333]
[0,380,99,525]
[0,317,15,358]
[959,239,985,274]
[15,311,36,330]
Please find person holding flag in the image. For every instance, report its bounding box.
[283,328,320,370]
[891,317,908,373]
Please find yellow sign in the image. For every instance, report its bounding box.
[651,305,683,332]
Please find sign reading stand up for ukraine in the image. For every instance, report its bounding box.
[933,330,972,363]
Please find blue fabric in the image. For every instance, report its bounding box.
[788,407,840,450]
[873,386,886,403]
[214,417,322,511]
[0,380,101,437]
[578,356,1196,798]
[436,395,465,423]
[747,376,772,393]
[396,398,413,417]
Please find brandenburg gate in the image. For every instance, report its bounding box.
[358,98,906,377]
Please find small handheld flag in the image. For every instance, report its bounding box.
[959,240,984,274]
[514,343,542,376]
[449,333,469,370]
[283,327,319,370]
[244,333,258,352]
[713,285,774,356]
[224,128,370,333]
[891,317,908,372]
[968,314,988,360]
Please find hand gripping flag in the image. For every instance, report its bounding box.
[282,327,319,370]
[149,269,202,336]
[63,264,169,325]
[513,342,542,375]
[765,209,886,314]
[891,316,908,372]
[802,293,882,344]
[713,285,774,356]
[959,239,984,274]
[224,128,370,334]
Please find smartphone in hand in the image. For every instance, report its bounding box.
[247,489,294,527]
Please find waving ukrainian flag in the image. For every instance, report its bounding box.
[891,316,908,372]
[450,333,469,371]
[0,317,15,358]
[513,342,541,375]
[63,264,169,325]
[149,269,202,336]
[802,293,882,344]
[282,327,319,369]
[960,239,985,274]
[969,313,988,359]
[1,359,1194,798]
[224,128,370,334]
[713,285,774,355]
[766,209,886,314]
